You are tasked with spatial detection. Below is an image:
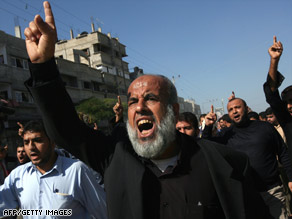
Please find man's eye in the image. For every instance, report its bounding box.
[128,98,138,106]
[148,97,158,101]
[34,139,43,143]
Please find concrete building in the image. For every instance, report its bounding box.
[130,66,144,81]
[0,29,37,160]
[0,25,132,157]
[55,26,131,97]
[178,97,201,118]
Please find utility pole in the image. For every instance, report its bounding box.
[221,98,225,114]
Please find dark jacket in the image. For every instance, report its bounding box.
[25,59,271,219]
[264,72,292,159]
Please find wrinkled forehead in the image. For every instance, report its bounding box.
[128,75,168,97]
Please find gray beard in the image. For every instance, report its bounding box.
[127,105,176,159]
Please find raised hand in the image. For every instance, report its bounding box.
[93,123,98,130]
[228,91,235,101]
[24,1,57,63]
[268,36,283,91]
[113,96,124,123]
[268,36,283,60]
[205,105,217,126]
[17,122,24,137]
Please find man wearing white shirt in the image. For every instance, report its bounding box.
[0,120,107,219]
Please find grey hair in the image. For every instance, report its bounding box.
[157,74,178,105]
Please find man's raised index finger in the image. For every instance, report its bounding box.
[43,1,55,27]
[211,105,214,114]
[17,122,23,128]
[117,96,121,105]
[273,36,277,44]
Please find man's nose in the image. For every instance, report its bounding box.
[27,141,35,150]
[136,99,147,112]
[180,128,186,134]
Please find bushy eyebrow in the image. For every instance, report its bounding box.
[144,93,159,100]
[23,137,43,143]
[127,92,160,102]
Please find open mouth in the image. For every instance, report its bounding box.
[30,152,39,160]
[137,119,155,137]
[233,115,240,122]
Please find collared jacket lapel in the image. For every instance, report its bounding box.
[197,139,245,219]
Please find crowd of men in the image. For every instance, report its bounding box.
[0,1,292,218]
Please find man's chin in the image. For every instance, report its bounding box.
[139,135,155,142]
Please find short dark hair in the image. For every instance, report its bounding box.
[281,85,292,102]
[199,114,206,119]
[265,107,274,116]
[178,112,198,130]
[259,111,266,119]
[15,136,24,147]
[221,114,232,123]
[23,120,48,138]
[247,111,259,120]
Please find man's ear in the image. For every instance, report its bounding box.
[172,103,180,121]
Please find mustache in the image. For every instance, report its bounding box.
[29,150,39,155]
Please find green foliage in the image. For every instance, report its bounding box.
[75,97,127,123]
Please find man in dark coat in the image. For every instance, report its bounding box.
[263,36,292,158]
[23,2,271,219]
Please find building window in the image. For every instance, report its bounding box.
[23,60,28,69]
[16,58,23,68]
[0,55,4,64]
[82,48,90,56]
[107,67,115,75]
[15,91,32,103]
[61,75,78,88]
[0,91,8,100]
[83,81,91,89]
[11,56,27,69]
[92,82,100,91]
[11,57,17,67]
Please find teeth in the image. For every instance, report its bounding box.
[138,120,152,126]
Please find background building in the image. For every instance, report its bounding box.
[0,25,131,157]
[55,25,131,98]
